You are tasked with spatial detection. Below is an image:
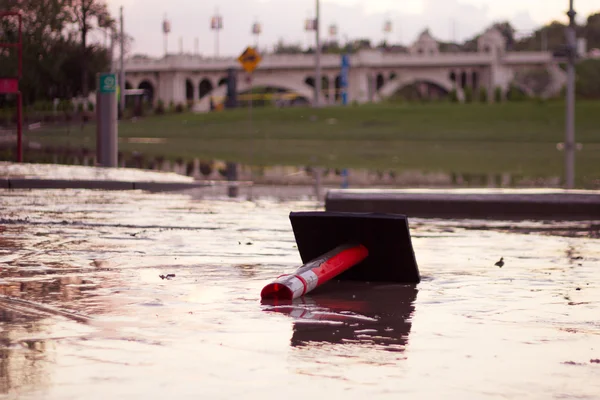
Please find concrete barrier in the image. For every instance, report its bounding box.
[325,188,600,220]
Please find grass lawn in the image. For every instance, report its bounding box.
[21,100,600,187]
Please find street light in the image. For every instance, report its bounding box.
[383,19,392,47]
[211,10,223,57]
[564,0,576,188]
[303,3,321,108]
[329,23,338,44]
[120,7,125,113]
[162,14,170,56]
[252,21,261,48]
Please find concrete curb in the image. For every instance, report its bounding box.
[325,189,600,221]
[1,178,252,192]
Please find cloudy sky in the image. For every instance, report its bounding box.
[105,0,599,57]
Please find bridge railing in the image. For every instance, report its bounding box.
[125,49,558,73]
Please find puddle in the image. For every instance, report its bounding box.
[0,188,599,399]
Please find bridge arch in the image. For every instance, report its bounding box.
[138,80,156,104]
[185,79,195,101]
[194,74,327,112]
[377,73,463,101]
[127,75,158,98]
[199,79,213,100]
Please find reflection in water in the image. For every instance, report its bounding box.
[0,305,54,395]
[263,282,418,352]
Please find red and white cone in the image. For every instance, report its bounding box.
[260,243,368,300]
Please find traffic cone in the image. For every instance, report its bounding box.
[260,243,368,300]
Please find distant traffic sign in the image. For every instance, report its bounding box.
[0,78,18,94]
[99,73,117,93]
[237,47,262,73]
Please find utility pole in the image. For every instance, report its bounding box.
[163,14,171,56]
[565,0,576,189]
[314,0,321,108]
[252,21,261,49]
[109,28,115,72]
[119,6,125,113]
[211,9,223,57]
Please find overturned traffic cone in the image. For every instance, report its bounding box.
[260,211,420,300]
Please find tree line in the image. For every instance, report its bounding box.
[275,12,600,55]
[0,0,122,106]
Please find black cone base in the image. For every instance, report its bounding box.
[289,211,420,283]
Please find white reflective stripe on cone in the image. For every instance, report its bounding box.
[270,269,319,299]
[273,274,306,299]
[298,270,319,293]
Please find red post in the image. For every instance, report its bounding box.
[17,13,22,78]
[0,11,23,162]
[16,91,22,162]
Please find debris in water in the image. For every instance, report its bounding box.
[159,274,176,280]
[495,257,504,268]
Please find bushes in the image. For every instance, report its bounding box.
[464,87,473,103]
[479,87,488,102]
[155,99,165,115]
[507,85,528,101]
[449,89,459,103]
[494,87,503,103]
[575,59,600,99]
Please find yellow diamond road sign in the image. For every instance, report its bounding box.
[237,47,261,73]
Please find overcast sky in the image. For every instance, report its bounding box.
[104,0,599,57]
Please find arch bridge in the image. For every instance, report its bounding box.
[124,29,565,111]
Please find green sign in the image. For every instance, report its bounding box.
[99,73,117,93]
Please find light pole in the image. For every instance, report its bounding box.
[162,14,170,56]
[565,0,576,189]
[211,10,223,57]
[329,23,338,45]
[252,21,261,49]
[120,6,125,113]
[383,19,392,47]
[314,0,321,108]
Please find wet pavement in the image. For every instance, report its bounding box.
[1,185,600,399]
[0,162,194,182]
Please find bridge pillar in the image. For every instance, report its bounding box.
[328,75,336,104]
[193,78,201,102]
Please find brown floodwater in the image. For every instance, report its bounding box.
[1,186,599,399]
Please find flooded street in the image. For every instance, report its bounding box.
[1,187,599,399]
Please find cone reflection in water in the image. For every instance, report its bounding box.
[260,244,369,300]
[262,282,419,351]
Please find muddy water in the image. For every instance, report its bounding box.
[1,188,599,400]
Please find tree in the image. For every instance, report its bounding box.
[514,21,571,52]
[584,13,600,50]
[492,21,516,50]
[576,59,600,99]
[69,0,112,101]
[1,0,74,102]
[273,39,303,54]
[0,0,114,105]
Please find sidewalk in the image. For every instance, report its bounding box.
[0,162,251,192]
